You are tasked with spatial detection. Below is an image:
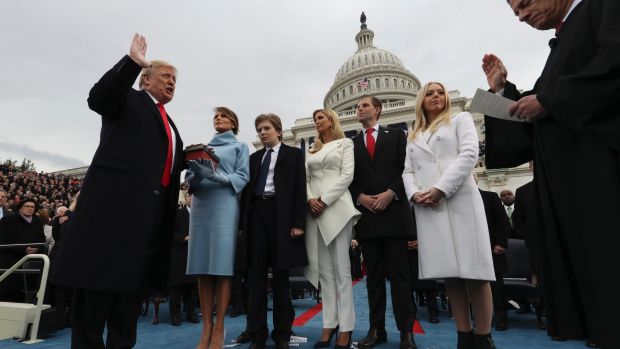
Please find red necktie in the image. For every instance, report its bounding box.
[157,103,173,188]
[555,21,564,35]
[366,128,375,159]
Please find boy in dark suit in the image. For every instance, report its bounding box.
[239,114,308,349]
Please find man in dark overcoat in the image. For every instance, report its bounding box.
[478,188,511,331]
[481,1,620,346]
[51,34,184,348]
[349,95,417,349]
[168,193,198,326]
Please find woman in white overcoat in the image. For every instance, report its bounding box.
[305,109,361,349]
[402,82,496,349]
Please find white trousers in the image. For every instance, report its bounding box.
[317,220,355,331]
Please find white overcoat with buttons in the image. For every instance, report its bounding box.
[402,112,495,281]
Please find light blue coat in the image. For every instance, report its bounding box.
[186,131,250,276]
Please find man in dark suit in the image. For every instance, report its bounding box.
[481,1,620,347]
[350,95,417,349]
[512,163,546,330]
[239,113,308,349]
[478,187,511,331]
[51,34,184,348]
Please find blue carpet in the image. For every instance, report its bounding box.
[1,279,588,348]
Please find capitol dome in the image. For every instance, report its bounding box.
[324,13,421,112]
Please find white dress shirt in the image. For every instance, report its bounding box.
[261,142,281,195]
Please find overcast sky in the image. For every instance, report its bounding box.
[0,0,553,172]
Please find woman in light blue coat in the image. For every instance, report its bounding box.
[186,106,250,349]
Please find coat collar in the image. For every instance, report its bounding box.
[209,131,237,146]
[309,138,344,163]
[139,90,167,136]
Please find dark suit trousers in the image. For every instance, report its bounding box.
[247,198,294,344]
[71,186,172,348]
[71,289,140,349]
[359,237,414,332]
[491,264,506,313]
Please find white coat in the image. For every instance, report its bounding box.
[402,112,495,281]
[304,138,361,287]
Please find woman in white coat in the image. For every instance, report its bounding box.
[402,82,496,349]
[305,109,361,349]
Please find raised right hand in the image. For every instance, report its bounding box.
[129,33,150,68]
[481,53,507,93]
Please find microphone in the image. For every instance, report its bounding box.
[549,37,558,48]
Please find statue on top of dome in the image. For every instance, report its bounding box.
[360,12,367,29]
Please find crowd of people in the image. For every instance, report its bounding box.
[2,1,618,348]
[0,164,82,217]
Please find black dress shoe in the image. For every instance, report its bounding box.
[235,331,251,344]
[170,316,181,326]
[274,340,289,349]
[428,311,439,324]
[399,332,417,349]
[313,326,338,348]
[494,322,507,331]
[249,342,266,349]
[586,339,600,348]
[187,311,199,323]
[358,328,387,349]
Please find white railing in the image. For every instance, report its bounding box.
[0,249,50,344]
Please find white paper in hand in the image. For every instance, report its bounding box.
[469,89,523,122]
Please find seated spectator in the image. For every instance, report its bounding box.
[0,198,46,302]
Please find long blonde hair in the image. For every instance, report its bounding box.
[309,109,345,153]
[409,81,452,141]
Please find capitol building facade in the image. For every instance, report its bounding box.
[261,15,532,193]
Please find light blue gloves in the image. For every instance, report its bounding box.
[186,159,230,185]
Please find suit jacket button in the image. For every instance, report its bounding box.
[153,190,160,196]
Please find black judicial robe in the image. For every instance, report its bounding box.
[484,1,620,346]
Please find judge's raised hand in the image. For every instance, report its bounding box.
[129,33,150,68]
[509,94,548,122]
[482,53,507,93]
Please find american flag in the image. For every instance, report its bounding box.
[357,77,369,89]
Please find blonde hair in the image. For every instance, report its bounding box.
[309,109,345,154]
[409,81,452,142]
[138,60,177,89]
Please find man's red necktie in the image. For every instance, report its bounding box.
[555,21,564,35]
[366,128,375,159]
[157,103,173,188]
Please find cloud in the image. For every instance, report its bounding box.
[1,0,554,174]
[0,141,86,171]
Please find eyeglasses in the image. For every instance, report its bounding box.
[22,205,36,209]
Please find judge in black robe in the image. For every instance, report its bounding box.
[481,1,620,347]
